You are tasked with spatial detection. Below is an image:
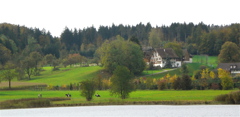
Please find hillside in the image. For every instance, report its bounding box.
[26,66,104,85]
[145,63,203,78]
[145,55,218,78]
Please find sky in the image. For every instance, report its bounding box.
[1,0,240,37]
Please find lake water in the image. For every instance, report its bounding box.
[1,105,239,117]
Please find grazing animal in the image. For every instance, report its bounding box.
[38,94,42,98]
[95,93,100,97]
[65,93,71,97]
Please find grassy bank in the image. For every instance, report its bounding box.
[0,90,235,108]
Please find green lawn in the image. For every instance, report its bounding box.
[192,55,218,68]
[145,63,202,78]
[0,90,235,104]
[27,66,103,85]
[140,69,166,76]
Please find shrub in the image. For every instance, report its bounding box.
[47,84,53,90]
[80,79,96,101]
[26,99,51,107]
[214,91,240,104]
[181,74,192,90]
[210,83,220,90]
[52,67,60,71]
[157,79,167,90]
[0,98,51,109]
[173,77,182,90]
[214,94,228,102]
[69,83,73,90]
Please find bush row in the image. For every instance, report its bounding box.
[214,90,240,104]
[0,97,70,109]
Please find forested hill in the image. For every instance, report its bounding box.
[0,22,240,59]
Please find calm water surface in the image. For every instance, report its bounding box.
[1,105,239,117]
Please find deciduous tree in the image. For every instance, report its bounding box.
[0,44,11,65]
[96,35,145,75]
[0,61,18,89]
[21,57,35,80]
[218,41,240,63]
[44,54,59,69]
[164,42,183,58]
[29,51,42,75]
[181,63,189,75]
[148,28,163,48]
[218,68,233,90]
[110,66,134,99]
[80,79,96,101]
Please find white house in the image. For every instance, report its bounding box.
[150,48,180,68]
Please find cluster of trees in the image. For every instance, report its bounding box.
[0,52,87,89]
[192,67,237,90]
[80,66,134,101]
[59,22,240,57]
[1,22,239,62]
[134,65,237,90]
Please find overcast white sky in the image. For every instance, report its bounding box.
[1,0,240,37]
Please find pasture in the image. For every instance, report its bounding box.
[27,66,103,85]
[192,55,218,68]
[0,90,235,105]
[0,66,104,89]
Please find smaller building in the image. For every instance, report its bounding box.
[182,49,193,63]
[217,63,240,74]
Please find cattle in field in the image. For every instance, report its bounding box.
[38,94,42,98]
[95,93,100,97]
[65,93,71,97]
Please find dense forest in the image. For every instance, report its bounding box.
[0,22,240,61]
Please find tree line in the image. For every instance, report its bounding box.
[1,22,240,59]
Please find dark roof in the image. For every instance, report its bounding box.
[144,51,153,61]
[183,49,190,61]
[155,48,179,59]
[217,63,240,71]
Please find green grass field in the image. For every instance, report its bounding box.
[140,69,167,76]
[192,55,218,68]
[27,66,103,85]
[145,63,203,78]
[0,66,105,89]
[0,90,235,104]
